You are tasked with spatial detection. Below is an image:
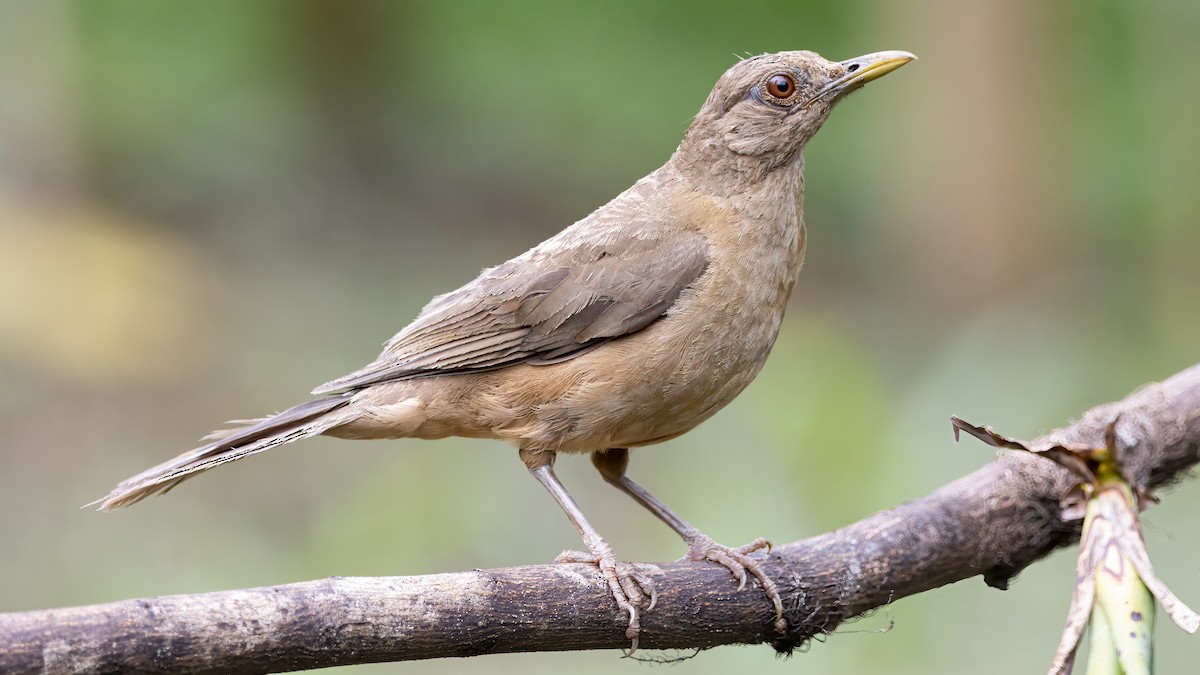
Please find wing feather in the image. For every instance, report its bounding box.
[312,223,709,394]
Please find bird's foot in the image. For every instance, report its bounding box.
[682,534,786,633]
[556,543,658,653]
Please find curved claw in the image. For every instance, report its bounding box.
[620,640,639,658]
[555,547,659,653]
[683,534,786,634]
[739,537,772,556]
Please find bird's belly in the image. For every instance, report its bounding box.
[345,302,783,453]
[487,303,781,453]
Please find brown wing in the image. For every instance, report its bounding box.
[311,225,709,394]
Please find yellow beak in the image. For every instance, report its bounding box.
[805,50,916,107]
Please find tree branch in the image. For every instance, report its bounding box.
[4,364,1199,674]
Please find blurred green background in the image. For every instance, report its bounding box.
[2,1,1198,673]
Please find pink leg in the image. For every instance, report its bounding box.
[592,448,786,633]
[521,448,656,652]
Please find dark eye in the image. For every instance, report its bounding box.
[765,74,796,99]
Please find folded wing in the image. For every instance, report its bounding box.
[312,225,709,394]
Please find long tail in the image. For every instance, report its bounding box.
[93,393,356,510]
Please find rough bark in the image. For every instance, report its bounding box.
[3,363,1198,674]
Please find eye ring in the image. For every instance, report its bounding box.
[764,73,797,101]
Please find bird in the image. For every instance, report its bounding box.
[96,49,914,650]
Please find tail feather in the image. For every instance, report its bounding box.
[93,393,355,510]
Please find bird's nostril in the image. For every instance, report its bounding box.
[846,63,861,73]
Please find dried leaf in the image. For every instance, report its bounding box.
[950,416,1096,483]
[1059,484,1090,522]
[1104,488,1200,634]
[953,415,1196,672]
[1048,529,1098,675]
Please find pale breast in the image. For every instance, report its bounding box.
[475,195,805,452]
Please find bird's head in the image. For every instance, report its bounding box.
[675,50,915,184]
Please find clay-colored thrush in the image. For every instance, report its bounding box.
[98,49,914,647]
